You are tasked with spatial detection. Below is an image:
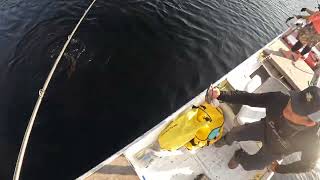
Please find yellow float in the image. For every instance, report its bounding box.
[158,102,224,151]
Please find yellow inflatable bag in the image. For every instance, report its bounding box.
[158,103,224,151]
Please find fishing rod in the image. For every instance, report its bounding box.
[12,0,97,180]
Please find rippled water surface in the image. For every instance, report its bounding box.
[0,0,318,179]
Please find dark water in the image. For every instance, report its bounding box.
[0,0,317,179]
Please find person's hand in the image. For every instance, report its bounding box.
[210,87,220,99]
[301,8,307,12]
[267,161,279,172]
[205,84,220,103]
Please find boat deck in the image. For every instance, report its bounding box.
[78,26,315,180]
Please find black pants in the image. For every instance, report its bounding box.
[291,41,312,55]
[224,121,282,170]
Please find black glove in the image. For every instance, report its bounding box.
[301,8,307,12]
[285,17,294,23]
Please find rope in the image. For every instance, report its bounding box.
[13,0,97,179]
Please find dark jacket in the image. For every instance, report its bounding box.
[218,90,320,174]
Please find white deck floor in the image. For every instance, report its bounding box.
[135,144,267,180]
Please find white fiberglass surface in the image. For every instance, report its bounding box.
[131,143,268,180]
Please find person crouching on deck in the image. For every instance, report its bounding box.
[206,85,320,174]
[290,8,320,58]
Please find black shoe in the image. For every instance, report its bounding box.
[214,136,227,148]
[228,149,241,169]
[194,173,211,180]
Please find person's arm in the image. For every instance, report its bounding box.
[275,148,319,174]
[306,8,316,15]
[301,8,315,15]
[217,91,280,107]
[295,15,310,20]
